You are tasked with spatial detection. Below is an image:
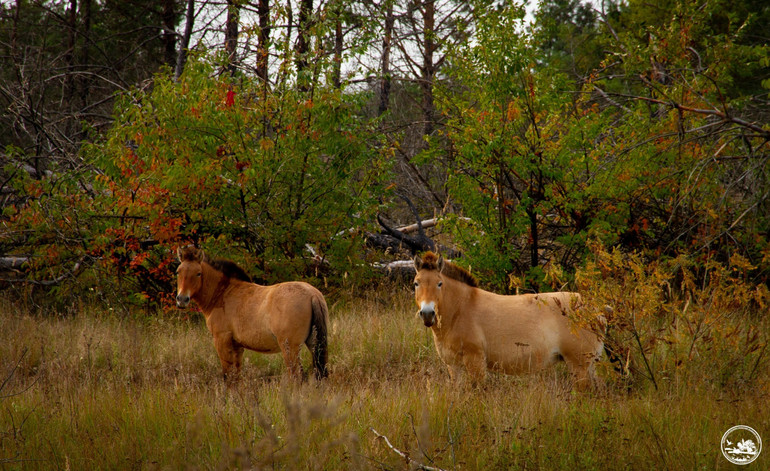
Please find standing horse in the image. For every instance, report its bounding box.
[175,246,328,382]
[413,252,604,389]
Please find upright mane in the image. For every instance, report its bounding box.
[177,246,252,282]
[417,252,478,288]
[208,258,252,283]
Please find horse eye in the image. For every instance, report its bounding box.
[437,281,443,288]
[196,273,202,277]
[414,282,419,289]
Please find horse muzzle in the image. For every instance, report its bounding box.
[176,293,190,308]
[418,301,437,327]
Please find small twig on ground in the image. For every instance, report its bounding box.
[370,428,447,471]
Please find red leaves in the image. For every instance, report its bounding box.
[225,89,235,107]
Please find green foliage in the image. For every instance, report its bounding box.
[431,0,769,291]
[532,0,606,82]
[435,2,593,290]
[2,0,768,307]
[83,57,389,292]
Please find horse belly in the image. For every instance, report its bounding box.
[239,331,280,353]
[486,346,554,375]
[231,307,281,353]
[484,324,559,375]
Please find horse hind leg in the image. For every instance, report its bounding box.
[279,338,303,381]
[564,352,600,391]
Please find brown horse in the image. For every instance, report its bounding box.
[175,246,328,381]
[413,252,604,389]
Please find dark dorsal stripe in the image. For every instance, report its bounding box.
[418,252,478,288]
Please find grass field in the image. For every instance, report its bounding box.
[1,284,767,470]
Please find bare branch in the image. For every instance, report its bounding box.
[370,428,447,471]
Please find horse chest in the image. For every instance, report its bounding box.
[432,329,483,363]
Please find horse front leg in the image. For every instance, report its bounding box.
[213,332,244,384]
[442,347,486,387]
[463,350,487,387]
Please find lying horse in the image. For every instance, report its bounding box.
[175,246,328,381]
[413,252,604,389]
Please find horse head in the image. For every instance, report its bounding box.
[175,246,206,308]
[413,252,446,328]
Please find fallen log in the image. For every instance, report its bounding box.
[0,257,31,270]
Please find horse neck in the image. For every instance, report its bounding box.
[194,263,228,312]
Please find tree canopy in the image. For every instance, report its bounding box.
[2,0,768,309]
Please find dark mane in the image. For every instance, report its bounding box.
[417,252,478,288]
[177,246,252,282]
[208,258,252,283]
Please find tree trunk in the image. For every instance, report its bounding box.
[225,0,240,76]
[63,0,78,107]
[295,0,312,91]
[78,0,92,105]
[162,0,177,68]
[421,0,436,137]
[332,3,343,89]
[528,207,538,269]
[378,1,394,116]
[175,0,195,81]
[255,0,270,84]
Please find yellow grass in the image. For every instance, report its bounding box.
[0,284,768,470]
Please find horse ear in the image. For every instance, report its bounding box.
[198,249,206,262]
[413,254,422,270]
[437,254,445,272]
[176,246,184,262]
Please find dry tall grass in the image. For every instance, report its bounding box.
[1,281,768,470]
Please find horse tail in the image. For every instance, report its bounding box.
[308,294,329,380]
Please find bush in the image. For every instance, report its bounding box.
[575,243,769,392]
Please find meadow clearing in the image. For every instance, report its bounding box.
[1,281,768,470]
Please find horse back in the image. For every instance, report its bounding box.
[210,280,319,352]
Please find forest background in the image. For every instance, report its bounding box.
[2,0,769,305]
[1,0,769,468]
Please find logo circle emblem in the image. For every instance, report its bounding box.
[721,425,762,465]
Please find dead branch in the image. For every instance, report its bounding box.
[0,256,87,286]
[377,213,436,255]
[396,218,438,234]
[370,428,447,471]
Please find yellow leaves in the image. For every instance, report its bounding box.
[507,273,524,294]
[505,101,521,121]
[259,138,274,151]
[762,244,770,266]
[543,262,565,290]
[576,242,768,390]
[729,252,756,274]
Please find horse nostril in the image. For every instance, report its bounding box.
[176,294,190,306]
